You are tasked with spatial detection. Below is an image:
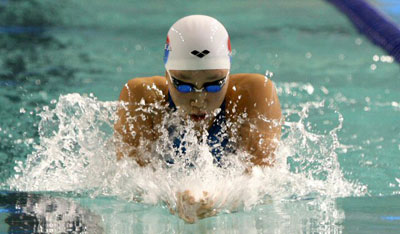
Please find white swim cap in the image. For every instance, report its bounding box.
[164,15,232,70]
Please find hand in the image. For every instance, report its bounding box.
[172,190,218,223]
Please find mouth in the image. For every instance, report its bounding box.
[190,113,207,121]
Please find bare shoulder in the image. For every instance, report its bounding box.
[228,73,274,93]
[227,73,277,104]
[120,76,168,104]
[226,73,281,119]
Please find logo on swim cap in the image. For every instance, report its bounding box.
[164,15,231,70]
[191,50,210,58]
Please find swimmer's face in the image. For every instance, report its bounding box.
[167,69,229,121]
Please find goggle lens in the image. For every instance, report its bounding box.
[204,85,222,93]
[176,84,193,93]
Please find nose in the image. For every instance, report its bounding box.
[190,93,207,108]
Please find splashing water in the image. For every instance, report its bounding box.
[7,93,366,227]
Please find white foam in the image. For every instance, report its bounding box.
[7,93,366,223]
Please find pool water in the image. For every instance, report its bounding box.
[1,0,400,233]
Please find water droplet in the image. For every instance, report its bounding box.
[135,44,142,50]
[321,86,329,95]
[305,85,314,95]
[265,70,274,79]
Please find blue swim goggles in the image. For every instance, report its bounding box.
[167,71,229,93]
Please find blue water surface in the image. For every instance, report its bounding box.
[0,0,400,233]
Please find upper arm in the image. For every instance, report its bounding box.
[114,77,164,148]
[233,74,282,165]
[239,74,282,137]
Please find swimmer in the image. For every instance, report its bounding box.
[114,15,282,223]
